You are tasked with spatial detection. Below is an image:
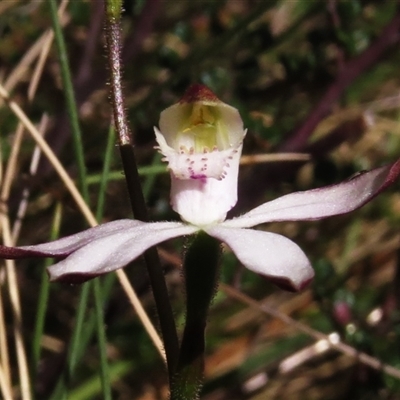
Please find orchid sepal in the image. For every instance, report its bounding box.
[0,220,197,283]
[0,159,399,291]
[223,159,400,229]
[205,225,314,291]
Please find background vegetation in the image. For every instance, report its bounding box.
[1,0,400,398]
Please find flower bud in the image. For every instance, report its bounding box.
[155,84,246,226]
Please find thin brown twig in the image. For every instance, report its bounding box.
[220,283,400,380]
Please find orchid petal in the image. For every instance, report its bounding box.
[224,160,400,228]
[168,143,242,226]
[47,221,198,282]
[205,226,314,291]
[154,127,243,181]
[0,220,141,259]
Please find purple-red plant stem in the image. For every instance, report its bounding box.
[104,18,131,145]
[103,5,179,379]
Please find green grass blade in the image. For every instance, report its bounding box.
[96,125,115,221]
[142,153,163,201]
[68,361,133,400]
[47,0,89,200]
[86,164,168,185]
[31,203,63,381]
[93,279,112,400]
[47,2,114,398]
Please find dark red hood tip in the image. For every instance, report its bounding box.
[49,272,100,284]
[180,84,219,104]
[0,245,67,260]
[266,275,314,292]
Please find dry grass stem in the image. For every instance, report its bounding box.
[0,82,97,226]
[0,3,69,390]
[0,83,166,364]
[28,0,70,99]
[0,91,28,400]
[0,361,13,400]
[240,153,310,165]
[221,283,400,380]
[116,270,166,362]
[1,215,31,400]
[0,285,11,394]
[12,115,49,241]
[3,0,69,95]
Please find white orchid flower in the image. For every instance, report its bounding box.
[1,85,399,291]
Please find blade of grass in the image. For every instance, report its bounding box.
[0,81,166,395]
[0,83,164,360]
[68,361,133,400]
[31,203,63,381]
[92,280,112,400]
[85,153,311,186]
[49,283,91,400]
[142,153,163,201]
[86,164,168,185]
[95,125,115,221]
[0,3,68,394]
[49,277,116,400]
[47,0,88,200]
[47,0,111,395]
[91,124,117,400]
[47,1,114,397]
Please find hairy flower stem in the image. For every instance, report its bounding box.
[103,0,179,378]
[171,232,221,399]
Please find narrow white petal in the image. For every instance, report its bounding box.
[223,163,399,228]
[48,221,198,281]
[0,220,142,258]
[206,226,314,291]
